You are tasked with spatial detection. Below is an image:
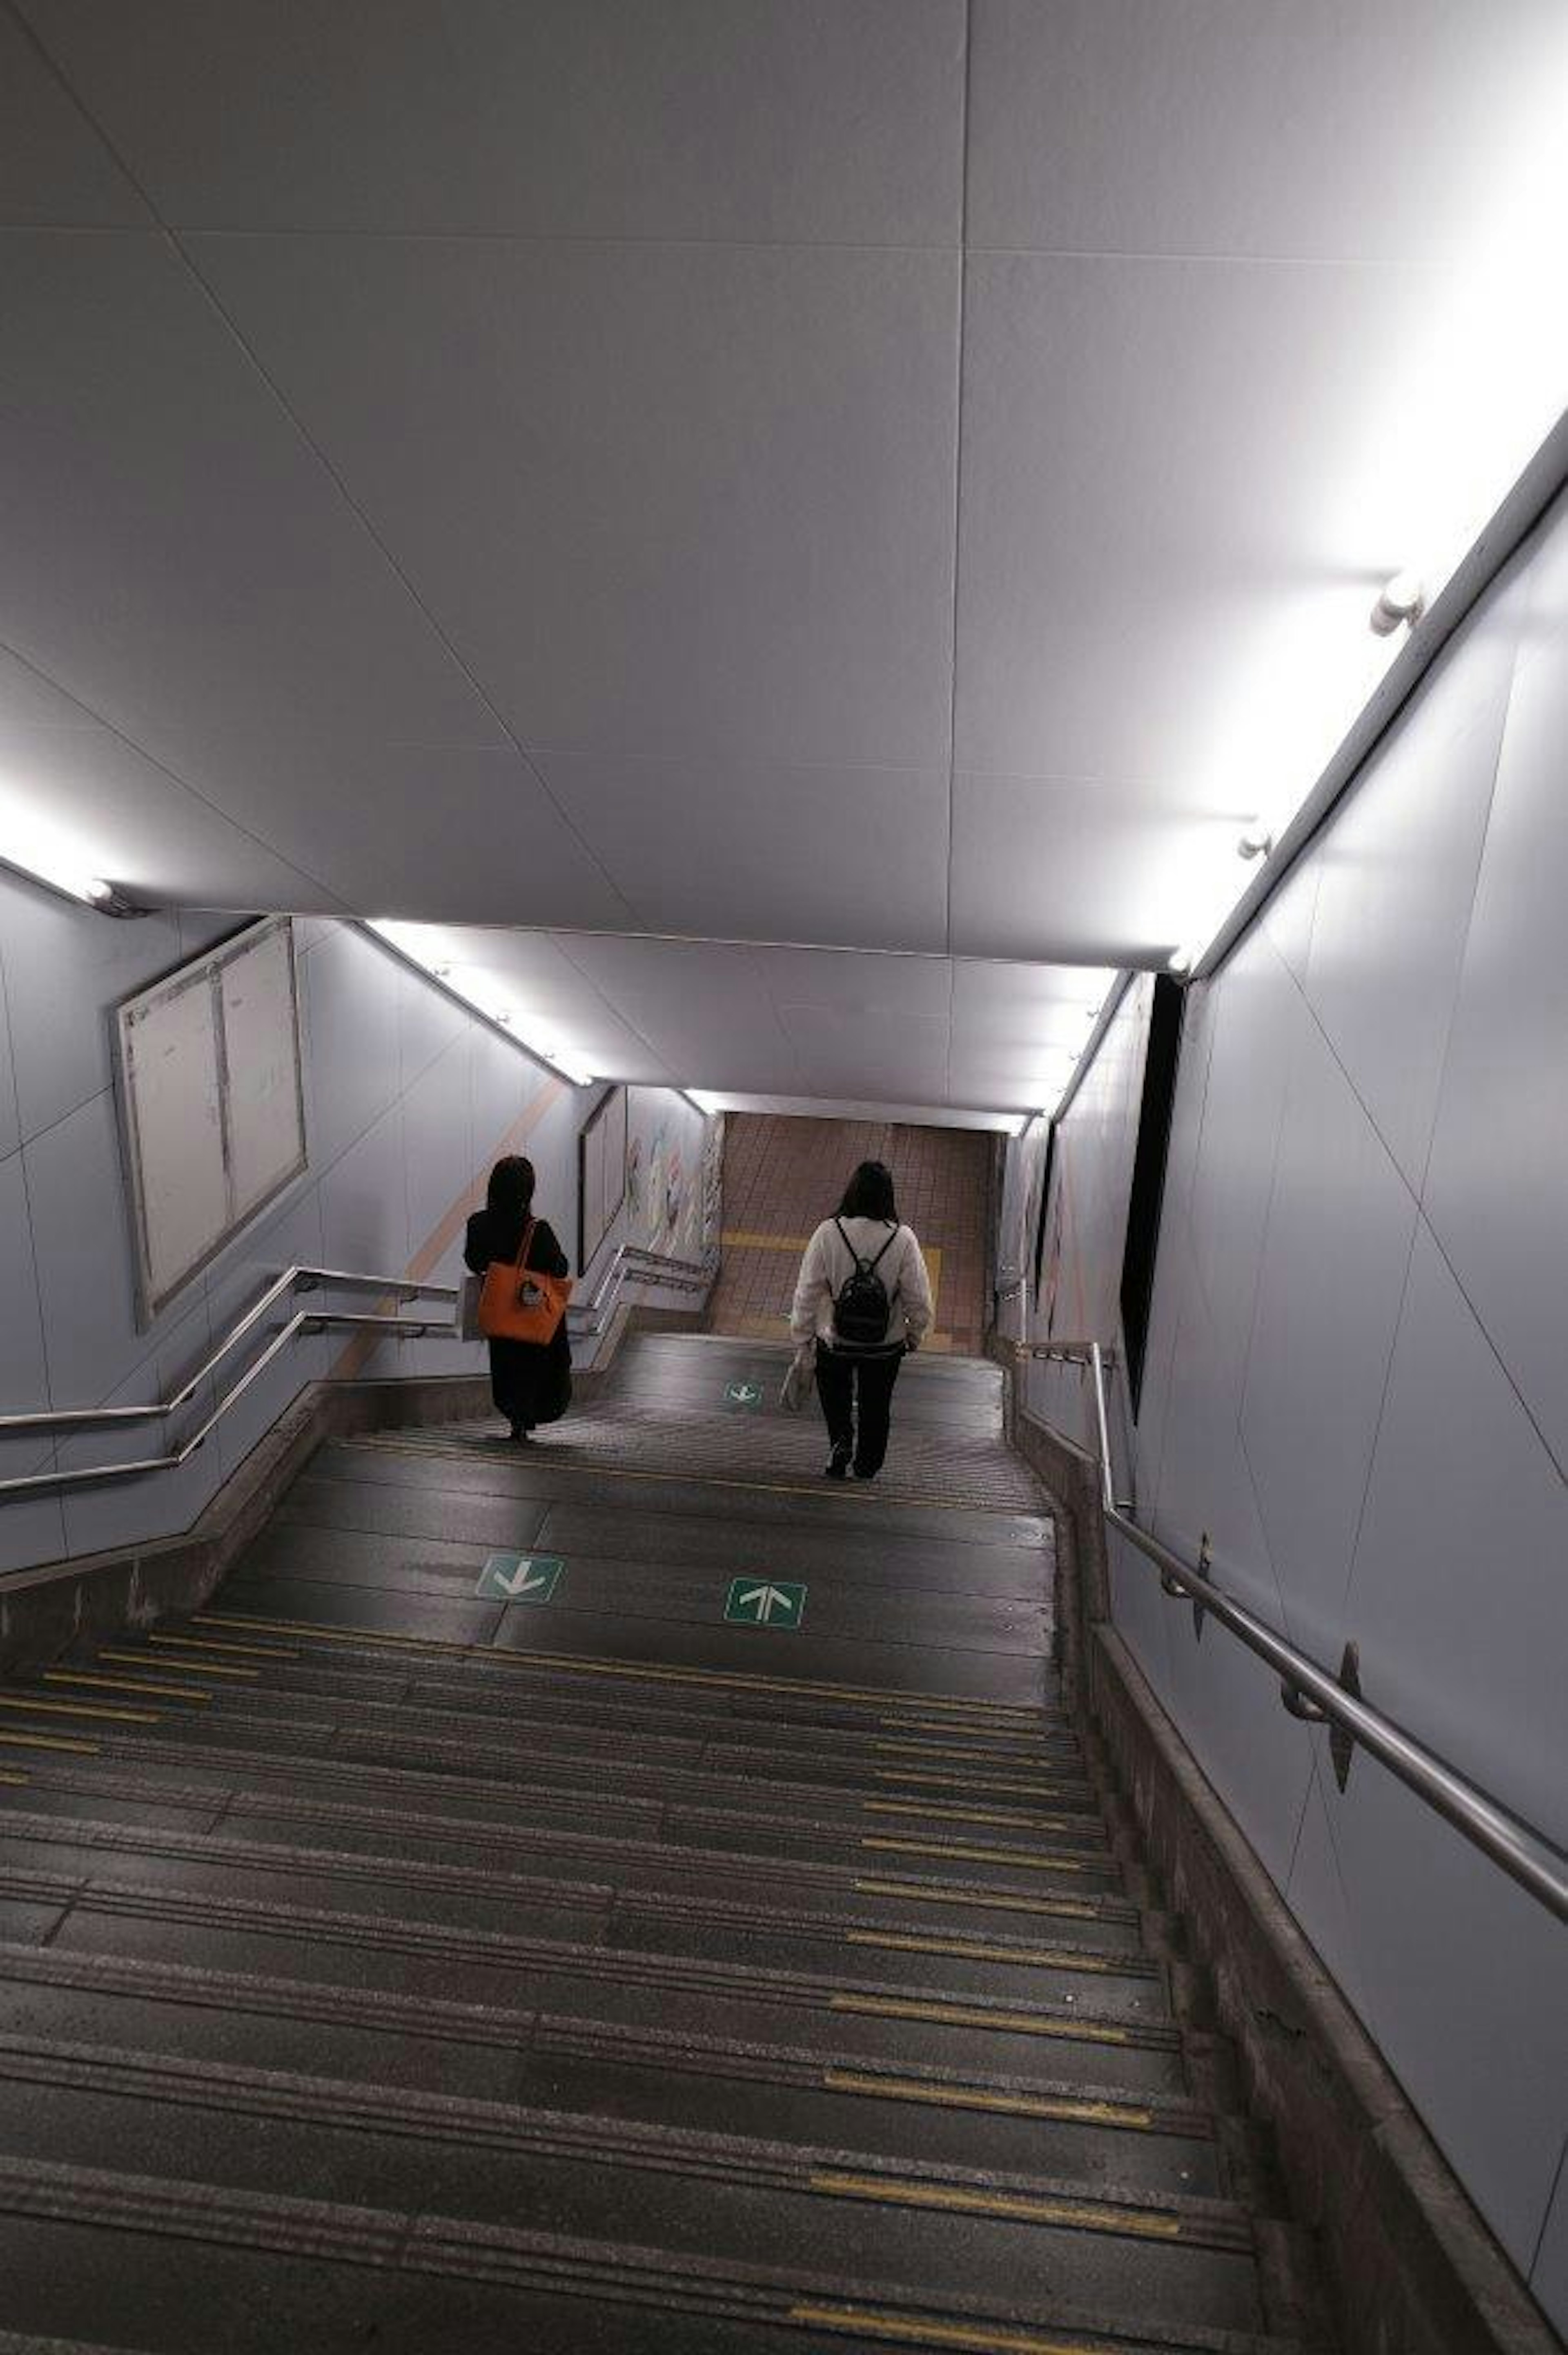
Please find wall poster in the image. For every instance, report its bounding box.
[115,915,307,1325]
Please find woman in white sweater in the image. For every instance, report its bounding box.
[789,1160,933,1481]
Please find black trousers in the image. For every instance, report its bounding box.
[815,1345,903,1477]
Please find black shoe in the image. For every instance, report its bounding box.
[825,1442,852,1480]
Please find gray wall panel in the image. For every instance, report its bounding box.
[0,876,710,1583]
[998,490,1568,2320]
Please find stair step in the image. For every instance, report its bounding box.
[0,1936,1205,2132]
[47,1662,1094,1803]
[0,1867,1187,2092]
[0,1795,1160,2018]
[0,2132,1267,2346]
[54,1704,1107,1833]
[0,1780,1135,1969]
[83,1642,1085,1763]
[191,1612,1054,1727]
[0,1935,1221,2192]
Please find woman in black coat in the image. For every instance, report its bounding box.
[463,1155,572,1443]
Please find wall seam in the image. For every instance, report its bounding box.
[941,0,973,957]
[1528,2136,1567,2282]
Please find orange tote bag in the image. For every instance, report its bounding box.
[477,1217,573,1345]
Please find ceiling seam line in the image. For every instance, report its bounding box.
[0,633,353,918]
[942,0,974,963]
[0,3,392,922]
[4,3,644,935]
[541,932,682,1091]
[160,241,646,931]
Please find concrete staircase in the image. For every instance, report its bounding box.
[0,1337,1332,2352]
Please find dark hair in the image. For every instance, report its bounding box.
[486,1155,536,1220]
[837,1160,897,1222]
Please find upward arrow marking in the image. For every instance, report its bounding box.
[737,1583,796,1624]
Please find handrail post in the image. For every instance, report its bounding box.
[1088,1342,1118,1517]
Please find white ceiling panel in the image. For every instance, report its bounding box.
[968,0,1567,263]
[378,926,1107,1116]
[953,249,1449,785]
[372,925,672,1084]
[0,233,502,767]
[551,934,808,1093]
[746,946,954,1022]
[199,744,636,933]
[774,1005,951,1102]
[532,751,951,955]
[950,770,1244,965]
[0,7,150,227]
[0,662,344,913]
[2,0,1562,1120]
[25,0,964,245]
[185,234,961,773]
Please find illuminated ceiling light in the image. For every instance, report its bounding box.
[365,919,595,1087]
[1236,822,1273,862]
[0,841,141,916]
[687,1089,728,1117]
[1167,944,1197,975]
[1369,569,1427,637]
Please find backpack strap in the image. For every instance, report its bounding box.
[833,1218,899,1274]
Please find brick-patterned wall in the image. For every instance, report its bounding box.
[710,1114,995,1355]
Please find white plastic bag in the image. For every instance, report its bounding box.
[456,1271,484,1342]
[779,1343,815,1414]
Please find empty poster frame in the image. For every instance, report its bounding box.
[577,1084,628,1273]
[115,915,308,1326]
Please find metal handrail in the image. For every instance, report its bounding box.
[0,1306,451,1503]
[0,1242,721,1505]
[0,1267,457,1438]
[570,1242,717,1336]
[1016,1338,1568,1925]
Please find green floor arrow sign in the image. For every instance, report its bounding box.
[722,1378,765,1411]
[477,1552,565,1603]
[724,1577,806,1629]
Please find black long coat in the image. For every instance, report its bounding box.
[463,1208,572,1430]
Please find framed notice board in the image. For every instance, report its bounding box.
[577,1084,628,1274]
[115,915,307,1324]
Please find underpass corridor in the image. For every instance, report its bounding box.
[0,1335,1327,2353]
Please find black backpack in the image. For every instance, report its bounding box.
[831,1220,898,1347]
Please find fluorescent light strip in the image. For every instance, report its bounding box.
[0,845,117,910]
[365,921,595,1087]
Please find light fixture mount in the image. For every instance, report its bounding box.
[1370,569,1426,636]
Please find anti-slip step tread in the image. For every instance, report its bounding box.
[47,1706,1108,1835]
[0,1939,1209,2132]
[0,1761,1142,1947]
[192,1610,1055,1719]
[0,2154,1295,2352]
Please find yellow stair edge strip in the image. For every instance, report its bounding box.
[788,2302,1115,2355]
[808,2168,1184,2241]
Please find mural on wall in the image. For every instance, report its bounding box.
[701,1113,724,1253]
[626,1130,644,1232]
[623,1088,705,1261]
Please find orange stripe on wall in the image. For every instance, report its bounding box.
[331,1075,569,1380]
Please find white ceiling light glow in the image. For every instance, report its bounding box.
[1174,29,1568,973]
[0,805,122,910]
[366,920,597,1087]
